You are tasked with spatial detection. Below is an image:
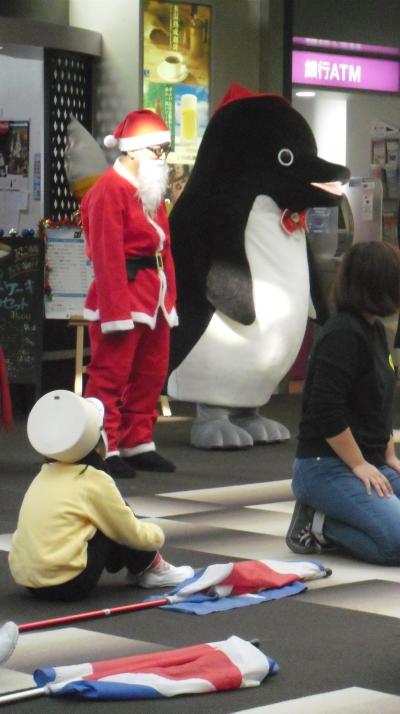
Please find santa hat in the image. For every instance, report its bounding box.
[214,82,289,113]
[104,110,170,152]
[27,390,105,463]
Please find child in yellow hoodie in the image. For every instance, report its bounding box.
[9,390,193,600]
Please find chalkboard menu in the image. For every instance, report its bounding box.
[0,236,44,388]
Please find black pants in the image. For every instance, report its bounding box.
[28,530,157,601]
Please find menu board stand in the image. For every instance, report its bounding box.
[68,316,88,396]
[0,236,44,402]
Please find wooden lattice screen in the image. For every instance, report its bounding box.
[43,49,93,221]
[41,49,93,389]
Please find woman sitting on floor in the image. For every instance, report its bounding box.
[8,390,193,600]
[286,240,400,565]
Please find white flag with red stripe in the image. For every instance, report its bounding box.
[34,636,278,700]
[158,559,330,614]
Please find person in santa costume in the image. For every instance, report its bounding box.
[80,110,178,480]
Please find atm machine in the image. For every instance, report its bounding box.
[308,177,383,300]
[293,177,398,382]
[342,176,383,243]
[309,177,399,365]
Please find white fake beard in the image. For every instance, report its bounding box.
[137,157,169,217]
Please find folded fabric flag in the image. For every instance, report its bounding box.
[155,559,330,615]
[34,636,278,700]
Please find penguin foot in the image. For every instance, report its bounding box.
[230,411,291,443]
[191,416,254,450]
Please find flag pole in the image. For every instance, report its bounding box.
[19,596,174,631]
[0,638,263,706]
[0,685,48,705]
[0,596,177,665]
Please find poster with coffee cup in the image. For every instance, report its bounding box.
[143,1,210,165]
[143,1,210,87]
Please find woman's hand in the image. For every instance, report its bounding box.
[326,429,394,497]
[352,462,394,497]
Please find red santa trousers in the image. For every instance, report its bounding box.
[85,315,170,454]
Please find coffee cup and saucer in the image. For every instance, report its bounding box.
[157,52,188,83]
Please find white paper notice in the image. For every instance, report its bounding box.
[0,188,29,232]
[44,225,93,319]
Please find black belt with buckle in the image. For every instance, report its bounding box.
[126,252,164,281]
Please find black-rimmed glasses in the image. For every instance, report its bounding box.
[146,143,171,159]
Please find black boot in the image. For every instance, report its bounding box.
[125,451,175,473]
[104,455,136,479]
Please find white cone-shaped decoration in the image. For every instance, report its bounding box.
[64,117,108,200]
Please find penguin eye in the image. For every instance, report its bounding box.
[278,148,294,166]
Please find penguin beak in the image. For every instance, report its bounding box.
[310,181,344,196]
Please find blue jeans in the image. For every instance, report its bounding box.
[292,457,400,565]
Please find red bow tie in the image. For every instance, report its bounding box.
[281,209,308,235]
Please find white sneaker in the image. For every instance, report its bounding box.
[137,564,194,589]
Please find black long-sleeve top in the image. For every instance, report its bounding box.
[297,310,396,465]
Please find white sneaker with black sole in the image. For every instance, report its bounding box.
[127,563,194,589]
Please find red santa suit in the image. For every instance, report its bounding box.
[81,157,177,456]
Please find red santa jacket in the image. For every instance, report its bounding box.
[80,160,178,334]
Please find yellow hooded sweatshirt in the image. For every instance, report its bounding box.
[9,462,165,588]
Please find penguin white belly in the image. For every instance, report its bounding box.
[168,195,310,406]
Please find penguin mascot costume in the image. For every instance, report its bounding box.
[167,83,350,449]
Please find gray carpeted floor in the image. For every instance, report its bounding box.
[1,393,400,713]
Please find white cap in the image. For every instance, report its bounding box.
[27,390,105,463]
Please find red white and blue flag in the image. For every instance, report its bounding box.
[157,559,330,615]
[34,636,277,701]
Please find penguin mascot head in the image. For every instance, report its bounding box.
[168,83,350,375]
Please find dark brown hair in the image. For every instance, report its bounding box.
[333,240,400,317]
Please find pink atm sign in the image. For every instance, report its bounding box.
[292,50,400,93]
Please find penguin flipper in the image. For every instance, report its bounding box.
[202,185,257,325]
[206,257,255,325]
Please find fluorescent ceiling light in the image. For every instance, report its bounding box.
[295,90,316,97]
